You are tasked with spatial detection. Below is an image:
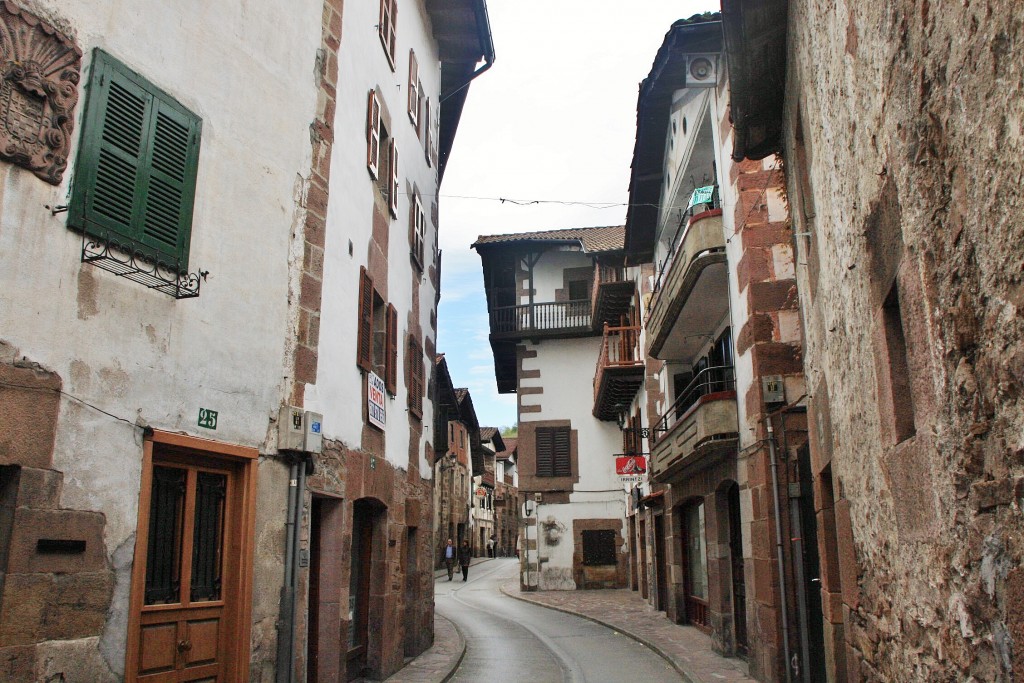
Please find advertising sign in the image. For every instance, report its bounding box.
[616,455,647,476]
[367,372,386,430]
[687,185,716,211]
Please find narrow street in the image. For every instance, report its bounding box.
[435,559,682,683]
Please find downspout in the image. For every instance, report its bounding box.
[275,457,299,683]
[782,408,812,683]
[276,454,310,683]
[439,0,496,105]
[766,417,793,683]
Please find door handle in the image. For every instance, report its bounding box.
[177,640,192,653]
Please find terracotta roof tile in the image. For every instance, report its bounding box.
[473,225,624,254]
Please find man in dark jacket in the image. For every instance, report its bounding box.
[458,539,472,581]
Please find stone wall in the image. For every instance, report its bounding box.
[783,3,1024,680]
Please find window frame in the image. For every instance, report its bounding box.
[366,90,381,179]
[581,529,618,566]
[357,267,397,391]
[378,0,397,70]
[410,191,425,270]
[407,50,419,128]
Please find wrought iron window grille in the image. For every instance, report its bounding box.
[81,229,208,299]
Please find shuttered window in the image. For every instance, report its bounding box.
[407,335,423,419]
[68,49,201,269]
[388,140,400,217]
[385,304,398,395]
[410,192,425,270]
[423,99,432,166]
[366,90,381,179]
[407,50,419,128]
[536,427,571,477]
[357,267,374,372]
[378,0,397,69]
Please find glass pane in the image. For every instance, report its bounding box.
[686,502,708,600]
[145,466,186,605]
[191,471,226,602]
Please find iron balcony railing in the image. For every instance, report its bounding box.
[489,300,592,335]
[654,364,735,436]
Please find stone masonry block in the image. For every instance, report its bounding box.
[0,571,113,645]
[748,279,799,314]
[12,468,62,510]
[7,508,107,574]
[0,364,61,469]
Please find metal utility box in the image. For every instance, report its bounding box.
[303,411,323,454]
[763,375,786,404]
[278,405,305,451]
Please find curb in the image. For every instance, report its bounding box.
[498,583,696,683]
[437,613,467,683]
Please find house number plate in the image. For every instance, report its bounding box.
[198,408,218,430]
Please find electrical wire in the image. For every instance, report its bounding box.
[0,379,141,432]
[406,192,667,211]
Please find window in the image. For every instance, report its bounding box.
[567,280,589,301]
[69,49,202,268]
[366,90,381,179]
[366,89,399,218]
[407,50,419,128]
[356,267,398,394]
[535,427,570,477]
[880,283,915,443]
[388,140,399,217]
[407,335,424,418]
[582,530,617,566]
[423,98,432,165]
[378,0,397,69]
[410,191,425,269]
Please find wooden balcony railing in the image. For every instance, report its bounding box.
[593,324,643,403]
[489,300,592,335]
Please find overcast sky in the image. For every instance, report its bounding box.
[437,1,718,430]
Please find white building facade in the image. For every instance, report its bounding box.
[474,227,632,590]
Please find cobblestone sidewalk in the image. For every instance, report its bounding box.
[500,582,755,683]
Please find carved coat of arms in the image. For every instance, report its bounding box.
[0,4,81,184]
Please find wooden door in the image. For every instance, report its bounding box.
[347,501,375,680]
[130,451,244,682]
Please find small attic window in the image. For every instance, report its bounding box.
[682,117,688,135]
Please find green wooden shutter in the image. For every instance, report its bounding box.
[69,50,201,268]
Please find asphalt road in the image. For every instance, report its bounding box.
[435,559,683,683]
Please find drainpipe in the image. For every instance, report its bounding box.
[766,417,793,683]
[276,454,310,683]
[781,408,812,683]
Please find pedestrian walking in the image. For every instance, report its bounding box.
[444,538,455,581]
[458,539,472,581]
[486,534,495,558]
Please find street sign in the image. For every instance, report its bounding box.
[367,372,386,429]
[616,455,647,475]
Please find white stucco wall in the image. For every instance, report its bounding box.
[0,0,323,674]
[520,248,591,304]
[519,334,627,589]
[306,0,441,476]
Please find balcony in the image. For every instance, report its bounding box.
[593,324,645,421]
[646,209,728,360]
[650,366,738,482]
[591,264,635,330]
[489,300,592,340]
